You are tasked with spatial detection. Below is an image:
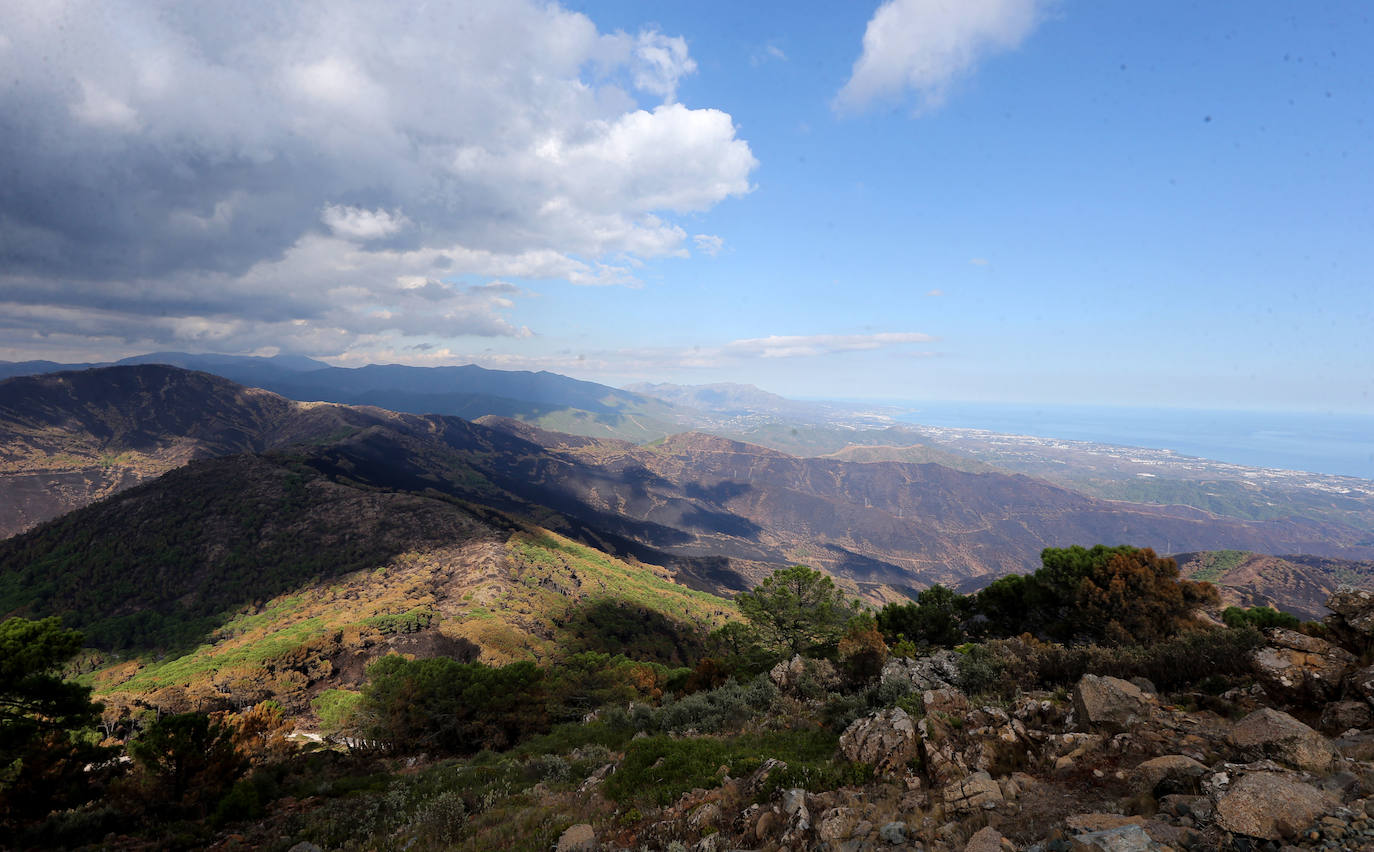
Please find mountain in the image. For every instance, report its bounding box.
[0,352,689,443]
[1176,550,1374,620]
[0,365,391,537]
[5,365,1373,610]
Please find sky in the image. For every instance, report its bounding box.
[1,0,1371,412]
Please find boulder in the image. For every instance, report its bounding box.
[882,651,962,693]
[1214,772,1334,840]
[1250,628,1354,702]
[1320,699,1372,734]
[769,654,840,695]
[816,806,858,844]
[1073,675,1154,734]
[1229,707,1336,773]
[839,707,920,776]
[1069,824,1162,851]
[554,823,596,852]
[878,821,908,845]
[1326,588,1374,637]
[1133,754,1208,796]
[964,825,1004,852]
[942,770,1003,813]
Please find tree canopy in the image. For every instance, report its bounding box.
[735,564,859,658]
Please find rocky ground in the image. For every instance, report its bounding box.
[551,589,1374,852]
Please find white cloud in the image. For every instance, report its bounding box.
[321,205,411,240]
[628,31,697,101]
[836,0,1045,113]
[694,234,725,256]
[725,332,937,359]
[0,0,755,358]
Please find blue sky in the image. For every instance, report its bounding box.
[1,1,1370,411]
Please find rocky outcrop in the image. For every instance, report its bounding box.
[1251,627,1354,702]
[554,823,596,852]
[769,654,840,696]
[1326,588,1374,648]
[881,651,961,693]
[1229,707,1337,773]
[1214,771,1335,840]
[839,707,920,776]
[1073,674,1155,734]
[1068,823,1162,851]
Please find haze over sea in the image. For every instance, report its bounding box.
[893,403,1374,481]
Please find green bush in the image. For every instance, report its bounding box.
[1221,606,1300,631]
[651,674,779,734]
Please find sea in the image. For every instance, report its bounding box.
[888,403,1374,481]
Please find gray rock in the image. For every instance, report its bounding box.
[1251,628,1354,702]
[1229,707,1336,773]
[770,654,840,695]
[1069,824,1162,851]
[1073,674,1154,734]
[1214,771,1334,840]
[288,845,323,852]
[882,651,962,693]
[878,821,908,845]
[839,707,921,776]
[942,770,1003,813]
[554,823,596,852]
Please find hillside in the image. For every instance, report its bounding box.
[0,451,733,712]
[0,365,394,537]
[1176,549,1374,620]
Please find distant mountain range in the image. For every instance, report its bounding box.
[1,352,687,442]
[4,366,1372,611]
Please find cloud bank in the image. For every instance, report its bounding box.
[0,0,756,358]
[836,0,1044,113]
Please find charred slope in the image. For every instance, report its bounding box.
[1176,550,1374,620]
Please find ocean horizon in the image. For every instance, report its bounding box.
[884,402,1374,481]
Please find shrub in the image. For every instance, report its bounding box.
[652,675,779,734]
[1222,606,1300,631]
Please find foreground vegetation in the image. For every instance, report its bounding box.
[0,545,1300,849]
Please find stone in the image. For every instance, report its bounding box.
[1335,730,1374,761]
[578,762,616,792]
[942,770,1004,813]
[1073,675,1154,734]
[1068,824,1162,851]
[1326,588,1374,634]
[687,802,720,830]
[1214,772,1334,840]
[1229,707,1337,773]
[816,806,858,843]
[287,845,323,852]
[882,651,962,693]
[1320,699,1372,734]
[1251,628,1354,702]
[840,707,921,776]
[1133,754,1208,796]
[554,823,596,852]
[965,825,1004,852]
[878,821,908,845]
[770,654,840,695]
[744,757,787,793]
[1129,677,1158,695]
